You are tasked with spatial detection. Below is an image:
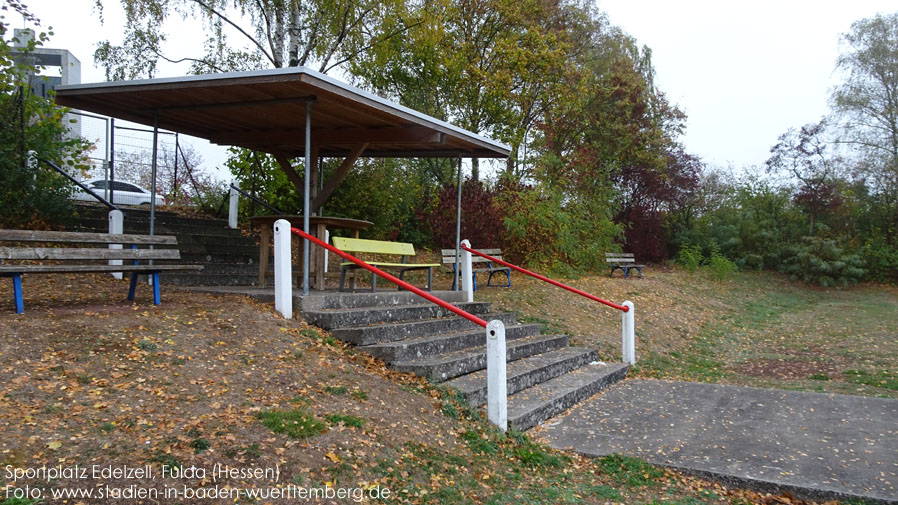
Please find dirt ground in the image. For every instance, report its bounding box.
[0,273,455,503]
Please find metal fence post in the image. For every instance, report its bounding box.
[108,209,123,280]
[274,219,292,319]
[487,319,507,431]
[228,184,239,229]
[622,301,635,365]
[461,239,474,303]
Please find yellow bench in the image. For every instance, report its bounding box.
[332,237,439,292]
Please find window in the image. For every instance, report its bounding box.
[90,181,107,189]
[111,181,144,193]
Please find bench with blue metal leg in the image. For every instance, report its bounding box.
[0,229,201,313]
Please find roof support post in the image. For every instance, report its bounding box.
[302,101,312,296]
[150,112,158,237]
[454,156,463,291]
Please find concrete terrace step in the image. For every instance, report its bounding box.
[304,302,492,329]
[359,323,543,363]
[160,273,259,286]
[330,312,518,346]
[507,362,629,431]
[445,347,599,408]
[392,334,569,382]
[299,290,468,311]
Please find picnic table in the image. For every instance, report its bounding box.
[250,215,373,290]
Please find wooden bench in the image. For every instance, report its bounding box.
[331,237,439,292]
[605,252,644,278]
[442,248,511,291]
[1,229,202,313]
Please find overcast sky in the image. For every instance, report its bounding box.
[18,0,898,173]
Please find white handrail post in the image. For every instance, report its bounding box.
[461,239,474,303]
[486,319,507,431]
[228,184,239,229]
[108,209,123,280]
[622,301,635,365]
[273,219,292,319]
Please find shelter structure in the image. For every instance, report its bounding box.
[55,67,510,294]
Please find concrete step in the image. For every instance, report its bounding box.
[159,273,259,286]
[446,347,599,408]
[392,334,569,382]
[304,302,492,329]
[75,218,251,239]
[179,252,257,264]
[507,363,629,431]
[331,312,518,346]
[178,244,259,256]
[360,323,542,363]
[299,290,468,311]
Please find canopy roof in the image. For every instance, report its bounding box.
[54,67,510,159]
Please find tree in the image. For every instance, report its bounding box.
[93,0,417,78]
[831,12,898,195]
[1,2,91,227]
[766,121,843,235]
[352,0,574,181]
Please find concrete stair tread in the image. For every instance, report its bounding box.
[358,323,542,362]
[330,312,517,346]
[445,347,599,407]
[395,334,566,368]
[305,301,490,318]
[304,301,492,329]
[507,362,629,431]
[392,334,569,382]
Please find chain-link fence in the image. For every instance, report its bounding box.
[68,110,231,207]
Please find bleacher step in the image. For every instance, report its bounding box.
[507,363,629,431]
[392,334,569,382]
[445,347,599,408]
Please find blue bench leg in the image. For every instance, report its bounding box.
[127,272,139,301]
[12,274,24,314]
[152,273,161,305]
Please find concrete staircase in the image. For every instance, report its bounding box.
[301,290,628,431]
[70,204,260,286]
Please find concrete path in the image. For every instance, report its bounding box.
[537,379,898,504]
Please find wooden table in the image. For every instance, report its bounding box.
[250,215,373,290]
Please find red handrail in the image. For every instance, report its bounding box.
[291,227,488,328]
[461,244,629,313]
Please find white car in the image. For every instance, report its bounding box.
[72,179,165,207]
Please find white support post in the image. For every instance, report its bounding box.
[622,301,635,365]
[228,184,239,229]
[461,239,474,303]
[273,219,292,319]
[486,319,507,432]
[324,230,330,273]
[108,209,123,280]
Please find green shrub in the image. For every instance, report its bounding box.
[780,236,865,287]
[708,244,738,280]
[862,238,898,284]
[676,243,703,273]
[502,185,621,274]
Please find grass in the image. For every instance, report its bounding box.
[596,453,666,487]
[479,269,898,398]
[256,407,326,439]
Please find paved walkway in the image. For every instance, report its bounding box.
[537,380,898,504]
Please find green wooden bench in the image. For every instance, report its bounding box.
[442,248,511,291]
[1,229,202,313]
[605,252,645,278]
[331,237,439,292]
